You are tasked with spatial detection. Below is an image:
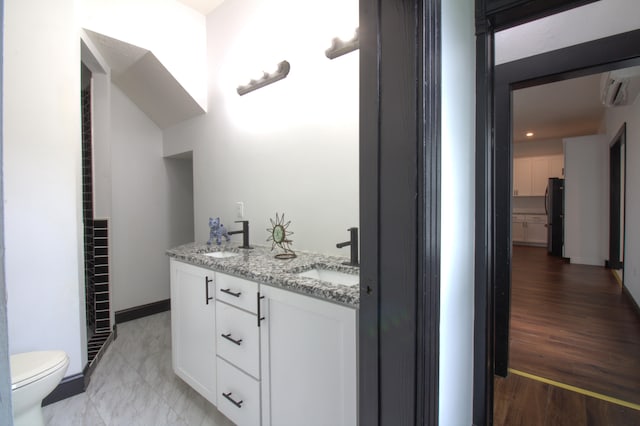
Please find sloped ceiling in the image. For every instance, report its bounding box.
[85,30,205,129]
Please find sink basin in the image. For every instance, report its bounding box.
[204,251,239,259]
[296,268,359,287]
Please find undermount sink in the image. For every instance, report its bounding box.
[296,268,359,287]
[204,251,239,259]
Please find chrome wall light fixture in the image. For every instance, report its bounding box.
[325,28,359,60]
[237,60,291,96]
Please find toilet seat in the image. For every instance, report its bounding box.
[10,351,69,391]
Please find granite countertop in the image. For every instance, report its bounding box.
[166,242,360,308]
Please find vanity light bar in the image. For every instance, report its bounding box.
[237,60,291,96]
[325,28,360,60]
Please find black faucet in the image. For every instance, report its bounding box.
[336,227,359,266]
[228,220,253,249]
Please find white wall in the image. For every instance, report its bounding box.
[163,0,359,256]
[82,57,112,219]
[563,135,608,265]
[439,1,475,424]
[111,85,193,311]
[0,0,13,421]
[80,0,208,111]
[514,138,563,157]
[3,0,86,374]
[496,0,640,64]
[604,97,640,304]
[165,157,195,249]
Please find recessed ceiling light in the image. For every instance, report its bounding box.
[526,132,534,137]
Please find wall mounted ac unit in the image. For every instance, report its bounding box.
[601,66,640,107]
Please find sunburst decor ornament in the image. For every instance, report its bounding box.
[266,212,296,259]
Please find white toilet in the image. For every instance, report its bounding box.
[10,351,70,426]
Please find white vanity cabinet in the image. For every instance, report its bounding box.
[259,284,357,426]
[170,259,358,426]
[169,259,217,405]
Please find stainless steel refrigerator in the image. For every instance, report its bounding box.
[545,177,564,257]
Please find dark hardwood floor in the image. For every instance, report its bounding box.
[494,245,640,424]
[494,373,640,425]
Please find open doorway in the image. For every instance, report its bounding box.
[494,69,640,423]
[487,31,640,423]
[473,3,640,426]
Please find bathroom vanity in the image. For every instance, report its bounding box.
[167,243,358,426]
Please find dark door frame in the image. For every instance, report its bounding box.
[475,21,640,426]
[360,0,607,424]
[474,1,602,424]
[359,0,441,424]
[609,123,626,271]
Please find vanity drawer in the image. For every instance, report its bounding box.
[216,301,260,378]
[217,357,260,426]
[216,273,258,313]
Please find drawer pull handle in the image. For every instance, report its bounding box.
[221,333,243,345]
[220,288,242,298]
[205,277,213,305]
[257,292,265,327]
[222,392,243,408]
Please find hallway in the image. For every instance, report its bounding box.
[494,246,640,424]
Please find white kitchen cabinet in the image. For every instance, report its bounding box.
[549,155,564,178]
[525,215,548,245]
[170,259,217,405]
[259,284,357,426]
[513,155,564,196]
[531,158,550,196]
[512,214,526,242]
[512,214,547,246]
[513,158,532,196]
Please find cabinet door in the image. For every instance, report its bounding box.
[259,285,357,426]
[526,222,548,244]
[170,259,217,405]
[525,215,548,245]
[513,158,532,196]
[512,221,526,243]
[531,157,550,196]
[549,155,564,178]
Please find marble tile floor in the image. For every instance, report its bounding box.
[43,311,234,426]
